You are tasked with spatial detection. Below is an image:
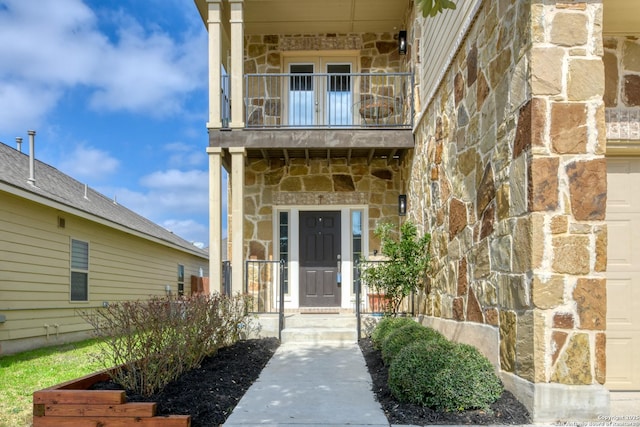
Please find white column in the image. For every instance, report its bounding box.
[229,0,245,128]
[230,147,245,293]
[207,146,223,293]
[206,0,222,129]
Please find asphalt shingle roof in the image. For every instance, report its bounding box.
[0,141,208,257]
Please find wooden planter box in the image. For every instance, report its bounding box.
[33,368,190,426]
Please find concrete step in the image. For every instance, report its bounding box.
[281,327,356,344]
[284,314,357,329]
[281,314,357,344]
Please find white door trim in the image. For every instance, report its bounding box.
[273,204,368,309]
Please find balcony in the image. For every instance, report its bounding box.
[222,72,413,130]
[214,72,414,163]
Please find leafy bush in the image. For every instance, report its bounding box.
[82,294,255,396]
[388,340,503,411]
[370,316,417,349]
[388,340,454,405]
[361,221,430,316]
[429,343,503,411]
[381,323,445,365]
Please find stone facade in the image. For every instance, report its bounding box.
[244,33,407,127]
[238,32,410,260]
[405,0,607,420]
[604,36,640,140]
[243,157,403,261]
[245,32,403,75]
[210,0,613,420]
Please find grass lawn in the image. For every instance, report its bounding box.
[0,339,104,427]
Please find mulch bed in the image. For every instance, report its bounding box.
[93,336,530,426]
[359,337,532,425]
[92,337,279,427]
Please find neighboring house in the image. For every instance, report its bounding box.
[194,0,638,422]
[0,138,209,355]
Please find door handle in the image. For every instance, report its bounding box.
[336,254,342,285]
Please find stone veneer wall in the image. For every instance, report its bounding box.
[238,32,410,258]
[244,33,405,127]
[406,0,607,420]
[604,36,640,140]
[243,157,404,261]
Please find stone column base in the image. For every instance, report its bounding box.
[502,372,610,423]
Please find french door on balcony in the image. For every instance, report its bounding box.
[284,57,356,127]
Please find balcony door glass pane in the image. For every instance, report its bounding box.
[289,64,315,126]
[327,64,352,126]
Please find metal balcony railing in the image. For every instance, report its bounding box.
[220,72,413,129]
[244,259,286,340]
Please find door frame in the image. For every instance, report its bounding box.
[273,205,368,310]
[282,52,358,127]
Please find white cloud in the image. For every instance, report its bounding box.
[97,168,209,244]
[59,145,120,180]
[89,25,205,115]
[95,165,223,246]
[160,218,208,247]
[164,142,206,167]
[0,0,207,134]
[0,82,60,131]
[105,169,208,216]
[140,169,207,191]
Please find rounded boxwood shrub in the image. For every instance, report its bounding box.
[387,339,455,405]
[381,323,446,365]
[370,317,417,349]
[388,340,503,411]
[429,343,503,411]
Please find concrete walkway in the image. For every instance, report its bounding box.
[224,340,640,427]
[223,341,389,426]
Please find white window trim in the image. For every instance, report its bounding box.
[70,238,90,303]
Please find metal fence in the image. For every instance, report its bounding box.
[244,259,285,340]
[355,259,417,339]
[242,72,413,129]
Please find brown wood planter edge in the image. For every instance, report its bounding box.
[33,368,190,426]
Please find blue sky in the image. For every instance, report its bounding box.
[0,0,221,248]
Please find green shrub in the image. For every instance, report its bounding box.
[429,343,503,411]
[388,339,454,405]
[370,317,417,349]
[361,221,431,315]
[388,340,503,411]
[381,323,445,365]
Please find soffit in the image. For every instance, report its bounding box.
[604,0,640,36]
[194,1,639,37]
[194,0,410,35]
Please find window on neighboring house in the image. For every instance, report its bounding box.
[70,239,89,301]
[178,264,185,296]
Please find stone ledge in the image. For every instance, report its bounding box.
[501,372,610,423]
[416,315,500,370]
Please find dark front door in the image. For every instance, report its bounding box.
[299,211,341,307]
